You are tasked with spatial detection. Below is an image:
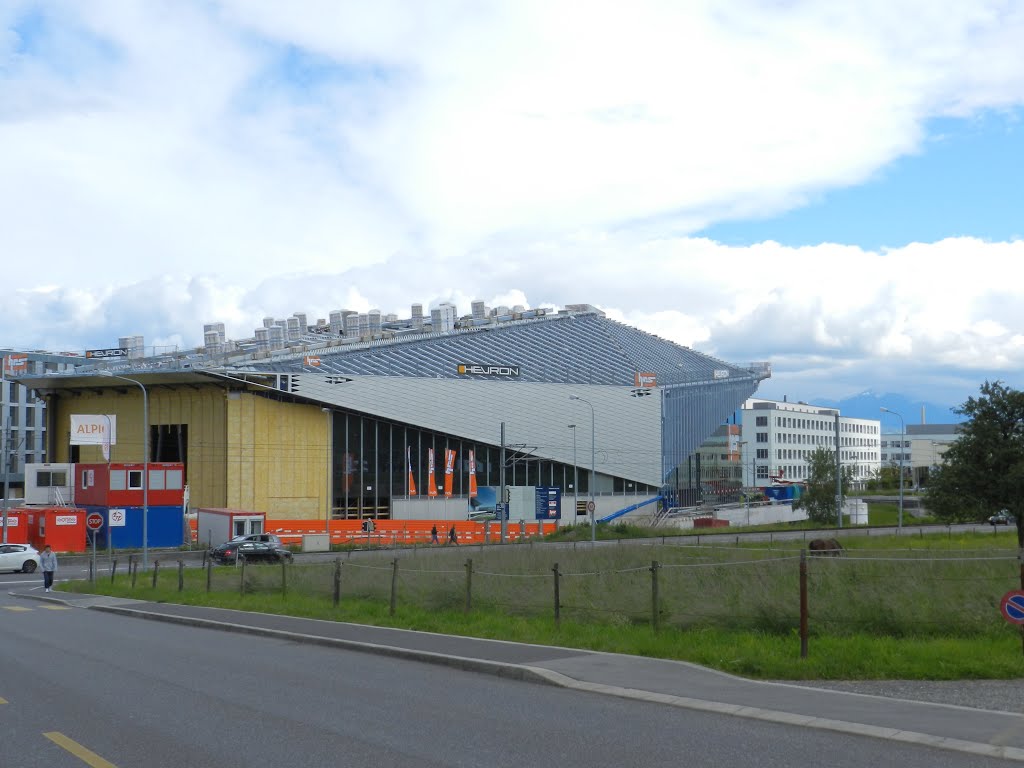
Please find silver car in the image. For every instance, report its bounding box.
[0,543,41,573]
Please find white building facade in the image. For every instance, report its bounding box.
[740,399,881,489]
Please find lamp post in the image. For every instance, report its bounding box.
[880,407,904,531]
[569,395,596,543]
[568,424,578,521]
[99,372,149,567]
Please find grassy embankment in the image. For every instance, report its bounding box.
[67,527,1024,681]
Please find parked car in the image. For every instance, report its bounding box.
[210,533,293,564]
[0,543,41,573]
[987,511,1011,526]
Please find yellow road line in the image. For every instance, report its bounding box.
[2,606,32,612]
[40,605,71,610]
[0,696,8,704]
[43,732,118,768]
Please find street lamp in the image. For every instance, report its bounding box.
[880,407,904,531]
[569,395,596,543]
[99,372,149,567]
[568,424,578,520]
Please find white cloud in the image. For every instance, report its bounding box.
[1,1,1023,410]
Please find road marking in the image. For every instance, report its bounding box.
[41,606,71,610]
[44,732,118,768]
[0,696,8,704]
[3,606,32,612]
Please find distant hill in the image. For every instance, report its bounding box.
[809,391,965,425]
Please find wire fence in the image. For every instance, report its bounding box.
[122,542,1023,640]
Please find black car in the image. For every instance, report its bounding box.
[210,533,293,564]
[987,512,1011,526]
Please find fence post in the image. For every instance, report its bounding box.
[650,560,660,632]
[110,559,118,584]
[333,558,342,607]
[552,563,561,626]
[390,559,399,616]
[177,560,184,592]
[88,557,94,583]
[151,560,160,589]
[240,557,246,596]
[206,559,212,593]
[281,559,288,597]
[131,558,138,589]
[464,558,473,614]
[799,549,808,659]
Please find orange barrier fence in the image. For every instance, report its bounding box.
[188,516,555,547]
[264,519,555,547]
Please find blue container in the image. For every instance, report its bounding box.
[84,505,186,550]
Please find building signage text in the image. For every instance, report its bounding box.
[85,348,129,359]
[457,364,521,377]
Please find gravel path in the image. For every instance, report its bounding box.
[778,679,1024,713]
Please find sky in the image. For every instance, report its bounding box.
[2,0,1022,418]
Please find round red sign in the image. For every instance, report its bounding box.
[85,512,104,531]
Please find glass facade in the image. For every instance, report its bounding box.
[328,410,659,519]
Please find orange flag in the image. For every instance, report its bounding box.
[427,448,438,497]
[468,449,477,497]
[407,446,417,496]
[443,448,456,497]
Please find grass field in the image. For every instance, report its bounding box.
[67,529,1024,680]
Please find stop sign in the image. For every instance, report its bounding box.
[86,512,104,531]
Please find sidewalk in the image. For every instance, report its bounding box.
[11,589,1024,763]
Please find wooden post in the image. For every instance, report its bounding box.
[206,559,212,593]
[333,558,341,607]
[151,559,160,589]
[110,559,118,584]
[464,558,473,614]
[177,560,184,592]
[650,560,660,632]
[240,557,246,596]
[799,549,809,659]
[130,558,138,589]
[281,559,288,597]
[389,559,399,616]
[552,563,561,626]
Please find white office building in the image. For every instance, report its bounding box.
[740,398,881,489]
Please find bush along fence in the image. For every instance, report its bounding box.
[100,543,1023,655]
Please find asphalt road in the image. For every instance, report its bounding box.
[1,590,1017,768]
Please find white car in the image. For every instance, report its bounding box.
[0,543,41,573]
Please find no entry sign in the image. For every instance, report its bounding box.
[999,590,1024,625]
[86,512,104,532]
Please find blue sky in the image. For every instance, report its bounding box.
[1,1,1022,419]
[701,113,1022,249]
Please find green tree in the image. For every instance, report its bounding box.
[794,446,854,524]
[926,381,1024,551]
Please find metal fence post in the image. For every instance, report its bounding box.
[151,559,160,589]
[206,559,212,593]
[110,558,118,584]
[281,559,288,597]
[390,559,399,616]
[177,560,184,592]
[464,558,473,614]
[333,558,342,607]
[650,560,660,632]
[552,563,561,626]
[799,549,809,659]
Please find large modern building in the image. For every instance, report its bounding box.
[11,303,770,522]
[740,398,881,489]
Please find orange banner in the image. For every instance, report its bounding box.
[427,448,438,497]
[443,448,456,497]
[407,446,417,496]
[468,449,477,497]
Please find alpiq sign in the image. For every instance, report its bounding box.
[457,363,521,377]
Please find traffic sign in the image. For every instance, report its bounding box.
[586,500,596,513]
[85,512,104,532]
[1000,590,1024,625]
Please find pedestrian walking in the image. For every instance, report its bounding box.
[430,524,439,544]
[448,525,459,545]
[40,544,58,592]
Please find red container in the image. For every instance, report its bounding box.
[1,510,28,544]
[693,517,730,528]
[21,507,88,553]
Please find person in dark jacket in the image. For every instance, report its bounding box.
[39,545,58,592]
[448,525,459,545]
[431,525,439,544]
